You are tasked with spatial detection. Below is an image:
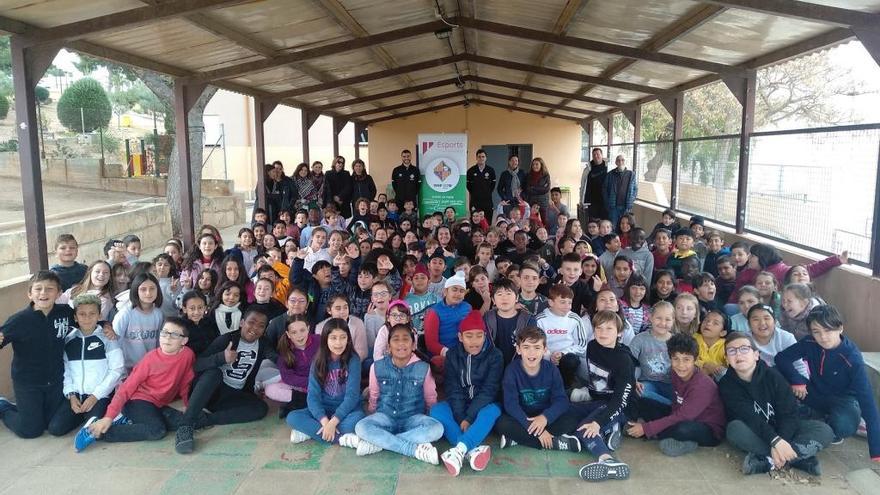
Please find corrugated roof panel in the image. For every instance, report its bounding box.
[0,0,143,28]
[612,60,710,90]
[478,0,572,32]
[660,9,835,65]
[567,0,698,48]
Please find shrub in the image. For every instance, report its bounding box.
[0,95,8,120]
[35,86,50,103]
[56,77,111,133]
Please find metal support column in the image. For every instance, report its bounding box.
[725,72,757,234]
[253,98,277,212]
[173,79,206,249]
[11,37,59,273]
[354,123,364,160]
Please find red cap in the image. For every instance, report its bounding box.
[413,263,429,277]
[459,309,486,334]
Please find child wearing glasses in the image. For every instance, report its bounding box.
[718,332,833,476]
[75,317,195,451]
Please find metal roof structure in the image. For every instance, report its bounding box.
[1,0,878,126]
[1,0,879,270]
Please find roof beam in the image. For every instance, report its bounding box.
[365,100,465,125]
[472,99,583,121]
[363,98,584,126]
[702,0,880,29]
[345,91,465,118]
[514,0,589,105]
[547,4,726,115]
[272,54,465,101]
[188,20,447,83]
[457,0,480,90]
[24,0,248,45]
[467,75,622,108]
[457,17,746,76]
[314,78,461,111]
[470,89,593,117]
[315,0,430,105]
[466,54,662,94]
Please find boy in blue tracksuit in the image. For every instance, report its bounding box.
[431,310,503,476]
[775,305,880,462]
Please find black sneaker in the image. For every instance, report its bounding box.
[603,422,622,451]
[552,434,582,452]
[0,397,17,416]
[790,456,821,476]
[579,457,630,482]
[742,453,772,475]
[175,425,194,454]
[499,434,517,449]
[658,438,698,457]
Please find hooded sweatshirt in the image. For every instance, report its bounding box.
[278,333,320,392]
[585,339,638,426]
[444,337,504,424]
[718,360,800,445]
[775,335,880,459]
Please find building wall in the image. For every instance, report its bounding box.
[366,104,584,201]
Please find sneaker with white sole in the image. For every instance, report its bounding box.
[289,429,310,444]
[441,447,464,476]
[658,438,698,457]
[604,422,622,451]
[414,443,439,465]
[552,433,582,452]
[74,417,98,452]
[499,434,517,449]
[569,387,591,403]
[579,457,630,482]
[857,418,868,438]
[338,433,360,449]
[466,445,491,471]
[356,439,382,456]
[175,425,195,454]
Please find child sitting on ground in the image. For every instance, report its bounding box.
[355,324,443,464]
[536,284,590,390]
[672,293,700,336]
[113,273,165,372]
[423,271,472,372]
[315,294,368,362]
[210,281,244,335]
[695,309,729,380]
[52,294,125,436]
[608,256,632,300]
[431,310,504,476]
[665,229,698,281]
[517,263,548,315]
[626,333,726,457]
[494,326,583,453]
[266,315,318,418]
[76,317,195,451]
[620,274,650,335]
[630,301,674,406]
[775,305,880,460]
[714,255,737,308]
[650,270,678,304]
[730,285,760,332]
[574,310,636,482]
[485,278,536,366]
[405,264,440,335]
[693,272,718,317]
[779,283,819,340]
[287,318,365,448]
[702,231,730,277]
[719,332,833,476]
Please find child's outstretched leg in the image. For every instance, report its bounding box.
[575,405,630,482]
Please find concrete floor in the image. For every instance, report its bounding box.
[0,402,876,495]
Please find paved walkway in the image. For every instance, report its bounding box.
[0,403,875,495]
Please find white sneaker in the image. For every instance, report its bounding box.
[338,433,360,449]
[414,443,439,465]
[499,434,517,449]
[570,387,591,403]
[857,418,868,438]
[356,439,382,456]
[466,445,491,471]
[289,429,310,444]
[441,447,464,476]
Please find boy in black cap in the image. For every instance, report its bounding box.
[666,229,699,280]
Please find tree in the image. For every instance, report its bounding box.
[0,95,8,120]
[56,77,112,132]
[73,53,216,236]
[35,86,49,103]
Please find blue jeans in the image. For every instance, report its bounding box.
[430,401,501,451]
[572,401,627,458]
[355,412,443,457]
[806,394,861,440]
[608,207,627,233]
[286,407,365,444]
[640,380,673,406]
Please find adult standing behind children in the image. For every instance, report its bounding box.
[524,158,551,222]
[497,155,526,215]
[604,155,637,230]
[392,149,421,210]
[323,157,353,218]
[351,159,377,208]
[580,148,608,221]
[467,149,497,220]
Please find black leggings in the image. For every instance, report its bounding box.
[181,369,268,428]
[48,395,111,436]
[2,382,64,439]
[558,353,582,389]
[494,408,584,450]
[639,398,721,446]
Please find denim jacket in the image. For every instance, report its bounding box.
[369,354,436,421]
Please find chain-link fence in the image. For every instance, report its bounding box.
[637,140,673,207]
[676,136,740,226]
[746,126,879,264]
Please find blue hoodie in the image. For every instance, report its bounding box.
[776,335,880,459]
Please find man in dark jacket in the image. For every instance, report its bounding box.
[719,332,833,476]
[603,155,636,230]
[430,310,503,476]
[466,149,497,221]
[174,308,273,454]
[580,148,608,221]
[392,149,421,211]
[497,155,526,214]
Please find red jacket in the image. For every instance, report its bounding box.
[728,255,841,303]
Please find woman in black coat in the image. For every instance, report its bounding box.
[350,158,377,205]
[323,155,353,218]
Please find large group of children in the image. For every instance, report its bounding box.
[1,157,878,483]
